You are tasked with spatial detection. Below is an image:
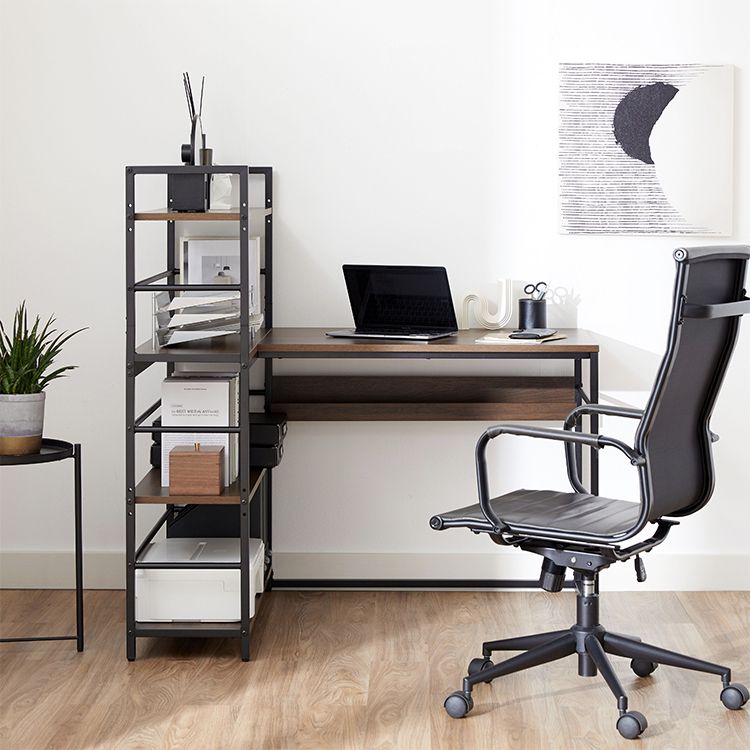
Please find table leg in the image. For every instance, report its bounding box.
[589,353,599,496]
[574,358,583,479]
[74,443,84,652]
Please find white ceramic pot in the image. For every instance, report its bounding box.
[0,392,46,455]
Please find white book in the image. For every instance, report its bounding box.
[161,377,238,487]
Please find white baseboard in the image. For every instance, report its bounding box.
[273,552,750,591]
[1,550,748,591]
[0,551,125,589]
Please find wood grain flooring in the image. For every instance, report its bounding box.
[1,589,749,749]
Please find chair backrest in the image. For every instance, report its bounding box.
[635,245,750,521]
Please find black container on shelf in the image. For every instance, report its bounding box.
[167,172,207,212]
[251,443,284,468]
[249,412,288,446]
[149,415,284,470]
[151,415,286,449]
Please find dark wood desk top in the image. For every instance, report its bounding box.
[257,328,599,356]
[257,329,598,420]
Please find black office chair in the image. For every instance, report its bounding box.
[430,246,750,739]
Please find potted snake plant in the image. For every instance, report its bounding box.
[0,302,85,455]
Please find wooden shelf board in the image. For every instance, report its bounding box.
[134,621,243,637]
[134,208,272,221]
[272,402,574,421]
[133,328,270,364]
[135,467,266,504]
[271,374,575,421]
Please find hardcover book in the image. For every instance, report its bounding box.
[160,376,238,487]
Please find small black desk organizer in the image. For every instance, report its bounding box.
[518,298,547,330]
[169,113,209,211]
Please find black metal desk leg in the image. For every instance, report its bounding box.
[574,358,583,478]
[590,353,599,495]
[74,444,84,652]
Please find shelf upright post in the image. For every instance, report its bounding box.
[261,167,273,575]
[125,167,137,661]
[257,166,273,330]
[250,167,274,583]
[166,219,177,378]
[165,215,176,526]
[264,168,274,582]
[238,168,252,661]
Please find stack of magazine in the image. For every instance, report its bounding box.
[153,292,249,348]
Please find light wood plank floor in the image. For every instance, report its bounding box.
[1,589,749,749]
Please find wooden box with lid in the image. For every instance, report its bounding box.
[169,444,224,496]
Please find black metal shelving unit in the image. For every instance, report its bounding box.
[125,165,273,661]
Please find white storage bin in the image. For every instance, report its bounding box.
[135,538,265,622]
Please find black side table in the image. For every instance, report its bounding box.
[0,439,83,651]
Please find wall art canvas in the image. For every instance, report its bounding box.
[559,64,733,235]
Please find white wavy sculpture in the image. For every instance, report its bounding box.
[460,279,513,330]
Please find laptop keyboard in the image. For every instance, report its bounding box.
[371,294,455,328]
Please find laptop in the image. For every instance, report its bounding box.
[326,265,459,341]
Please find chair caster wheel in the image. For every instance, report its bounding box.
[468,657,494,683]
[616,711,648,739]
[444,691,474,719]
[630,658,658,677]
[720,683,749,710]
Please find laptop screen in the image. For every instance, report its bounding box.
[343,265,458,331]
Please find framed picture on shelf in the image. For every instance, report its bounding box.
[181,236,262,315]
[151,290,240,348]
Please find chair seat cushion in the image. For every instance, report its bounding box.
[431,489,640,537]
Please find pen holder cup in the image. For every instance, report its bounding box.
[518,298,547,330]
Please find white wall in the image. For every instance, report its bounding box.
[1,0,748,590]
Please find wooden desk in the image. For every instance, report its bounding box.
[258,326,599,429]
[257,329,600,590]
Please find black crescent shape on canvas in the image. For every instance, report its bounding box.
[613,82,679,164]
